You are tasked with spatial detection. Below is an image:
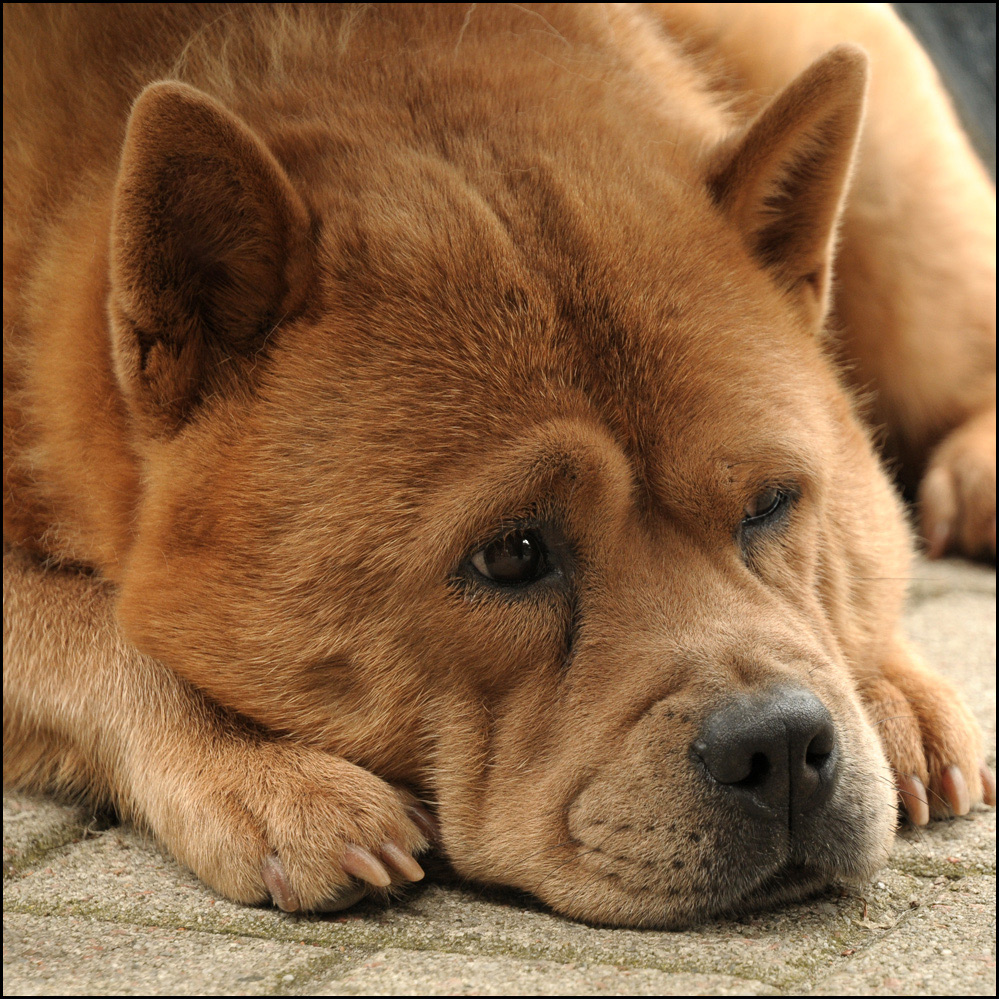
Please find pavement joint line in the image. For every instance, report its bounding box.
[2,879,953,992]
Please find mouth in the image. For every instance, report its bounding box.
[719,862,832,920]
[525,840,839,929]
[649,858,837,929]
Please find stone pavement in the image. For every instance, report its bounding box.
[4,558,995,996]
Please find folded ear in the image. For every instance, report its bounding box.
[110,82,312,434]
[709,45,868,329]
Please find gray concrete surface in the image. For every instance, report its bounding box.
[4,558,995,997]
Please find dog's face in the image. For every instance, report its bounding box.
[106,39,908,926]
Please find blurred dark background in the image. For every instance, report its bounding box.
[894,2,996,177]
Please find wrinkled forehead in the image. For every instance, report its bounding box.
[296,146,836,504]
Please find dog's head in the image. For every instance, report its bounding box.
[108,31,907,926]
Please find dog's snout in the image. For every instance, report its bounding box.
[692,686,838,821]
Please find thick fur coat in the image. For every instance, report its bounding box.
[4,4,995,927]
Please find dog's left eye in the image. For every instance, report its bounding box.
[742,487,788,526]
[470,530,548,585]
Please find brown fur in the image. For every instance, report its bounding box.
[3,3,994,928]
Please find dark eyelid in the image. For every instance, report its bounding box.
[744,487,785,523]
[470,529,547,586]
[739,487,797,544]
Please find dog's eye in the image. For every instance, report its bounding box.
[470,530,547,585]
[742,487,787,526]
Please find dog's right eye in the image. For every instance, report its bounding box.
[742,487,787,525]
[470,530,548,585]
[738,486,797,552]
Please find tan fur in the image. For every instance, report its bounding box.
[3,3,994,928]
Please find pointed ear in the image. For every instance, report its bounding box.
[708,46,868,328]
[109,82,312,434]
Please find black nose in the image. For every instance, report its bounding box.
[691,686,838,821]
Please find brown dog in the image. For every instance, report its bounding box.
[3,4,995,928]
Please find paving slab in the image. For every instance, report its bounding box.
[4,558,995,996]
[2,913,330,997]
[2,797,92,880]
[804,876,996,997]
[301,949,773,996]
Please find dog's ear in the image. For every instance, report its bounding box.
[109,82,312,434]
[709,46,868,329]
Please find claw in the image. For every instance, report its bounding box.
[380,841,425,882]
[407,803,441,845]
[919,465,955,559]
[897,773,930,826]
[342,844,392,887]
[263,839,422,915]
[926,519,952,560]
[940,765,970,815]
[982,763,997,807]
[261,853,301,912]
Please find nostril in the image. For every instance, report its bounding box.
[805,725,834,769]
[734,752,771,790]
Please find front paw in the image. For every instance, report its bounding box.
[860,649,994,824]
[143,740,433,912]
[919,407,996,561]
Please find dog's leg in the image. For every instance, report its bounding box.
[3,546,430,910]
[857,635,995,824]
[657,3,996,559]
[830,10,995,562]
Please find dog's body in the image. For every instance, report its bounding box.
[3,3,995,927]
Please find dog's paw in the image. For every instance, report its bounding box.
[919,407,996,561]
[861,651,994,825]
[145,740,433,912]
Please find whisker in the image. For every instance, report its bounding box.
[869,714,918,727]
